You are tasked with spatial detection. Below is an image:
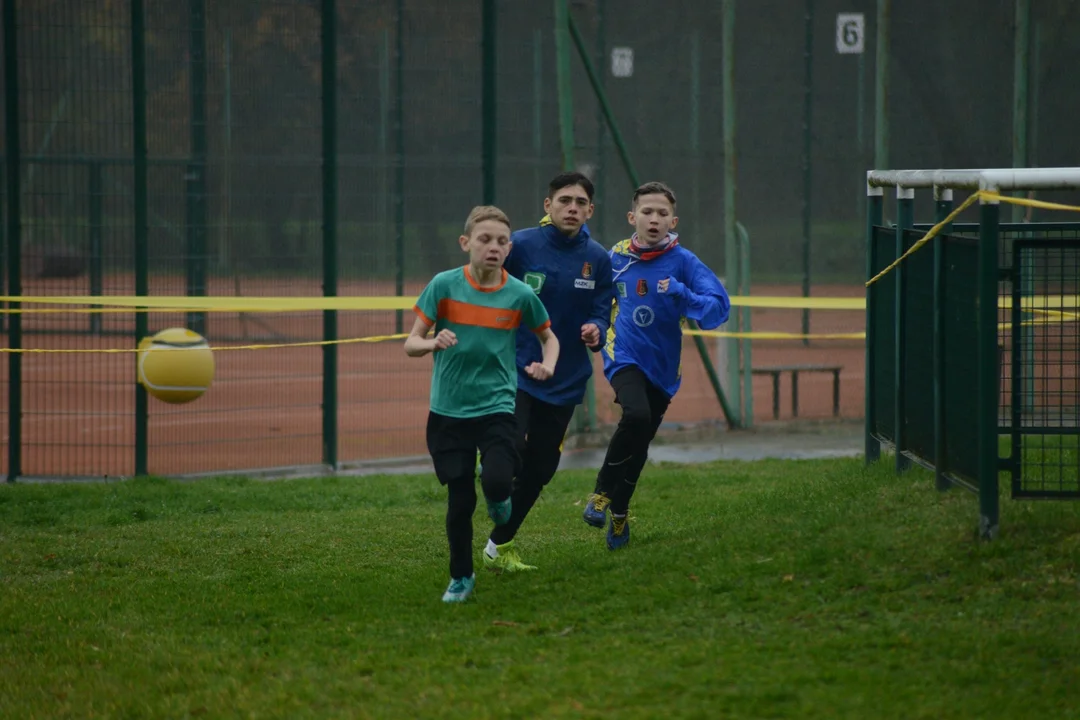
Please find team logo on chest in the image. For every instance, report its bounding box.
[636,278,648,296]
[574,261,596,290]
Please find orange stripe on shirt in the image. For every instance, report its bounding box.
[438,298,522,330]
[532,320,551,334]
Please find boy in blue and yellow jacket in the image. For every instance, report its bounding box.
[483,172,614,572]
[582,181,730,550]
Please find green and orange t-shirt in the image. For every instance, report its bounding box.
[414,266,551,419]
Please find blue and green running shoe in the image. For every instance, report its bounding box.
[442,574,476,603]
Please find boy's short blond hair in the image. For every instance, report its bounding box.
[463,205,511,236]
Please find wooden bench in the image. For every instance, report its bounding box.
[751,364,843,420]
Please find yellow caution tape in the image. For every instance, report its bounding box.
[0,294,867,312]
[866,190,1080,287]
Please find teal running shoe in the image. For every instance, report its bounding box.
[442,574,476,603]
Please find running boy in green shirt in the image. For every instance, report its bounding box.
[405,205,560,603]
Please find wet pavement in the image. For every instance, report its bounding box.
[337,421,865,478]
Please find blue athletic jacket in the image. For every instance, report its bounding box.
[505,217,613,406]
[603,234,730,398]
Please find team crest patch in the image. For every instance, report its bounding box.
[582,261,592,279]
[636,278,648,296]
[523,271,546,294]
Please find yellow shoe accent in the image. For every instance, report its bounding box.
[589,492,611,513]
[482,541,538,573]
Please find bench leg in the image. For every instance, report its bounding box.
[832,369,840,417]
[792,371,799,419]
[771,373,780,420]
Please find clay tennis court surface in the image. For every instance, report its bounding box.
[2,276,866,478]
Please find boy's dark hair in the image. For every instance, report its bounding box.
[631,181,677,210]
[547,171,596,202]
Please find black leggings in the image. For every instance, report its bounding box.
[489,389,577,546]
[594,367,671,515]
[427,412,518,579]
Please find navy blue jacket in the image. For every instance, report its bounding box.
[506,217,614,406]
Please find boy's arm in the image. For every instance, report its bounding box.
[522,290,557,379]
[524,326,560,381]
[404,316,457,357]
[405,277,456,356]
[582,250,614,351]
[659,257,731,330]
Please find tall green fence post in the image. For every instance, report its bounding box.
[722,0,742,426]
[393,0,406,333]
[893,186,913,473]
[186,0,208,337]
[4,0,23,482]
[1011,0,1029,223]
[738,222,754,427]
[873,0,889,174]
[977,198,1000,539]
[800,0,814,345]
[88,163,104,335]
[481,0,496,205]
[131,0,150,477]
[321,0,338,469]
[864,183,883,463]
[933,187,953,490]
[554,0,575,172]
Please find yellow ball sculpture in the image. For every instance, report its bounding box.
[137,328,215,404]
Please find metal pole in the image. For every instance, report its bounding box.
[554,0,575,171]
[89,163,104,335]
[977,199,1000,540]
[801,0,814,345]
[690,29,700,244]
[321,0,338,469]
[379,30,390,264]
[864,187,883,463]
[894,187,913,474]
[481,0,496,204]
[132,0,150,477]
[1029,20,1040,175]
[532,29,542,205]
[1011,0,1030,222]
[393,0,406,333]
[873,0,890,173]
[595,0,606,240]
[221,31,232,273]
[722,0,741,426]
[856,50,865,222]
[4,0,23,481]
[568,17,638,198]
[933,188,953,490]
[187,0,208,336]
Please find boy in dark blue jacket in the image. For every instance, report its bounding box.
[582,181,730,550]
[483,172,614,572]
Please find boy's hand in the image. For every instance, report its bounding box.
[658,277,686,297]
[432,329,457,351]
[580,322,601,347]
[524,362,554,381]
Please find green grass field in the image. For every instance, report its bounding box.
[2,457,1079,719]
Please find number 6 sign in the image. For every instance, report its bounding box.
[836,13,865,54]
